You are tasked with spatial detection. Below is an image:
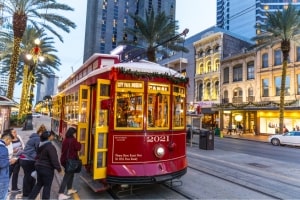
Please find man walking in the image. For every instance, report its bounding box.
[0,131,14,199]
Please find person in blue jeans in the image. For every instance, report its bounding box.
[19,124,46,197]
[28,131,62,199]
[0,131,14,200]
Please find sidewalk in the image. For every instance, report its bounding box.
[222,133,269,143]
[7,117,64,200]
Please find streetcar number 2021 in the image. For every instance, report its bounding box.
[147,135,170,142]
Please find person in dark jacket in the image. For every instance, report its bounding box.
[28,131,62,199]
[19,124,47,197]
[0,131,13,200]
[58,127,81,200]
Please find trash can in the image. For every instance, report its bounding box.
[199,129,214,150]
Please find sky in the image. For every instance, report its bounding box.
[13,0,216,101]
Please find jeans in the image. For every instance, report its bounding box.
[19,159,36,197]
[0,181,9,200]
[28,166,54,200]
[9,159,21,190]
[58,171,75,193]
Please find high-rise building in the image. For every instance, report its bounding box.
[83,0,176,62]
[0,20,12,96]
[35,75,59,103]
[216,0,300,39]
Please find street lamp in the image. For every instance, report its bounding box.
[22,38,44,130]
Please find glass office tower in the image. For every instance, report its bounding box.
[83,0,176,62]
[217,0,300,39]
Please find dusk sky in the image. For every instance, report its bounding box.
[13,0,216,101]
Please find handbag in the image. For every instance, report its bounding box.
[65,140,82,173]
[66,158,82,173]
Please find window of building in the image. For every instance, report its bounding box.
[205,82,211,100]
[198,82,203,101]
[247,61,254,80]
[215,59,220,72]
[297,47,300,62]
[233,88,243,97]
[214,81,219,99]
[248,87,253,97]
[262,78,269,97]
[233,64,242,82]
[207,61,211,73]
[199,63,204,74]
[223,90,228,103]
[274,49,282,66]
[223,67,229,83]
[262,53,268,68]
[275,76,290,96]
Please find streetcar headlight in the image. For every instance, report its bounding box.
[154,145,165,158]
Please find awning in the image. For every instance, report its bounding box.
[201,108,217,114]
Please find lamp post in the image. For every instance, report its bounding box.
[22,38,44,130]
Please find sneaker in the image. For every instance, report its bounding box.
[67,189,77,195]
[11,188,22,193]
[58,193,70,200]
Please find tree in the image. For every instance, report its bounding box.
[2,0,76,99]
[0,26,60,118]
[120,9,188,62]
[253,4,300,134]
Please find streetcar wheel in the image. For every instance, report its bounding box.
[271,138,280,146]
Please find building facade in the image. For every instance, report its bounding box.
[216,0,300,39]
[213,39,300,135]
[194,31,252,129]
[83,0,176,62]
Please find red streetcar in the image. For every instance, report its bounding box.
[51,53,188,191]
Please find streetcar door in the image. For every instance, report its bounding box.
[93,79,110,179]
[77,85,90,165]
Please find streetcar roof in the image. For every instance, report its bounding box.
[101,60,184,78]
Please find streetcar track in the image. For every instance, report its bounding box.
[187,165,281,199]
[187,149,300,199]
[162,182,195,200]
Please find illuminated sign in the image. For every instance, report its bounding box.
[117,82,143,89]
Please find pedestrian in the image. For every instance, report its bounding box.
[9,128,25,193]
[58,127,81,200]
[28,131,62,199]
[0,131,14,200]
[19,124,47,198]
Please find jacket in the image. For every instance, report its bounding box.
[35,141,62,172]
[60,137,81,166]
[19,133,40,161]
[0,140,10,183]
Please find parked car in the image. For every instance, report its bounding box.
[269,131,300,146]
[32,113,41,118]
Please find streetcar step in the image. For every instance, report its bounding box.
[80,169,109,192]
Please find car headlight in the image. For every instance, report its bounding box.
[154,145,165,159]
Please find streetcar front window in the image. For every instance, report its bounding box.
[115,92,143,128]
[147,93,169,129]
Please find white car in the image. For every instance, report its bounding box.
[32,113,41,118]
[269,131,300,146]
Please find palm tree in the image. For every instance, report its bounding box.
[253,4,300,134]
[0,26,60,118]
[3,0,76,99]
[120,9,188,62]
